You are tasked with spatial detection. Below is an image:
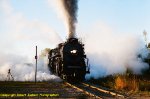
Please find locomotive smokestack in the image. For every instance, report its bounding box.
[61,0,78,38]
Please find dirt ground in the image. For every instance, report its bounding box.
[0,81,149,98]
[0,81,90,98]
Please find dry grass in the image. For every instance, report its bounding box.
[88,67,150,94]
[114,75,139,92]
[115,76,126,90]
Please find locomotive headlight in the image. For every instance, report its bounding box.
[70,49,77,54]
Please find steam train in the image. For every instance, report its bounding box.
[48,38,90,81]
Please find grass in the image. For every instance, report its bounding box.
[114,74,139,91]
[89,71,150,94]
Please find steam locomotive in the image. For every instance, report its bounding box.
[48,38,90,81]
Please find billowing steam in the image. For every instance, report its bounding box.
[48,0,78,38]
[77,23,149,79]
[0,0,61,81]
[0,51,61,81]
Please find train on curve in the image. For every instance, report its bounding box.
[48,38,90,81]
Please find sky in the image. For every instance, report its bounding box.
[0,0,150,79]
[0,0,150,57]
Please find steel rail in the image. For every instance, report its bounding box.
[82,82,125,98]
[65,82,102,99]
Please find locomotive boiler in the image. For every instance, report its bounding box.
[48,38,90,81]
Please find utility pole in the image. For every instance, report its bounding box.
[35,46,37,84]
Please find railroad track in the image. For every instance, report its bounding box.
[65,82,125,99]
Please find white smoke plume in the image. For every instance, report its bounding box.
[77,22,149,79]
[0,52,61,81]
[48,0,78,38]
[0,0,61,81]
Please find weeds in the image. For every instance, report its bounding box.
[89,70,150,93]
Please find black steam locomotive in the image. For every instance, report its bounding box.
[48,38,90,81]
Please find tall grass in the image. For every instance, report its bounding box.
[89,68,150,94]
[114,74,139,92]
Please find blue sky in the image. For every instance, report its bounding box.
[0,0,150,58]
[8,0,150,36]
[79,0,150,36]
